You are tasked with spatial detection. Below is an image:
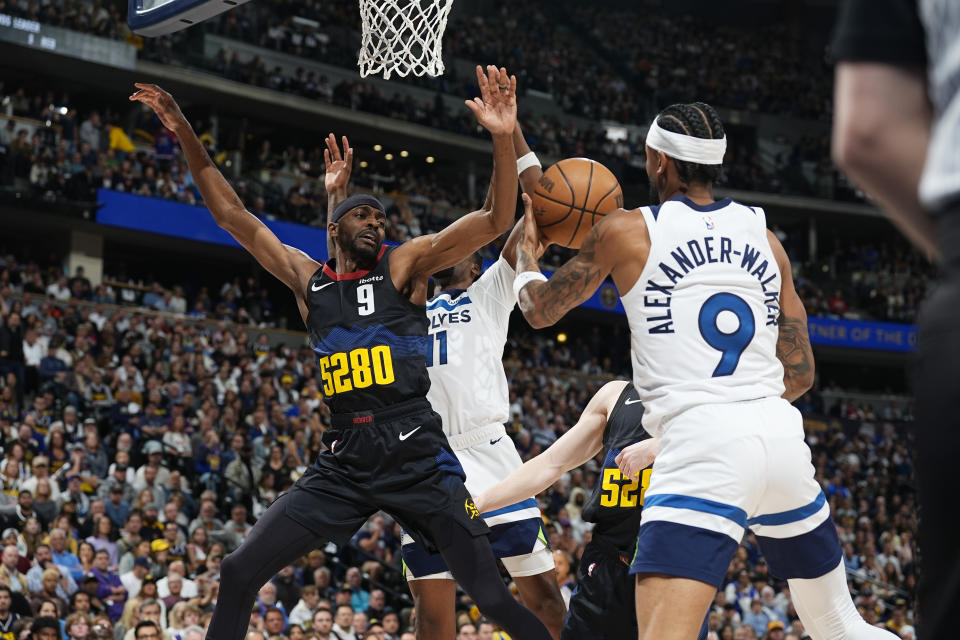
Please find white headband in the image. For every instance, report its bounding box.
[646,118,727,165]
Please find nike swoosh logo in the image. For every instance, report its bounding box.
[490,436,504,446]
[624,398,643,405]
[311,281,334,292]
[399,426,421,441]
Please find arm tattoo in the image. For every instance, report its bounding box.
[518,224,608,327]
[776,314,814,401]
[516,243,539,276]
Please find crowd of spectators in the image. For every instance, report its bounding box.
[0,235,923,640]
[176,0,836,123]
[571,7,833,121]
[2,0,856,202]
[795,241,937,325]
[0,82,487,228]
[0,77,937,325]
[0,3,923,639]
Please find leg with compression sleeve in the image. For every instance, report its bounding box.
[438,527,553,640]
[207,493,328,640]
[788,560,898,640]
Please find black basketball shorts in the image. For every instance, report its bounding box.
[561,539,637,640]
[283,398,489,552]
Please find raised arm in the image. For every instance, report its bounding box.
[323,133,353,258]
[474,120,543,270]
[768,230,815,401]
[474,381,627,514]
[497,121,548,269]
[515,197,633,328]
[391,65,518,279]
[514,121,543,197]
[130,84,319,321]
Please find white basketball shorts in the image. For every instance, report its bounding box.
[402,423,555,580]
[630,396,842,587]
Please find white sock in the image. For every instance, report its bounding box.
[787,560,898,640]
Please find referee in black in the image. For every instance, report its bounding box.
[832,1,958,636]
[130,65,552,640]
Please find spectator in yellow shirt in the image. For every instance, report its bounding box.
[106,124,135,154]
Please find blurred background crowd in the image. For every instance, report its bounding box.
[0,0,923,638]
[0,79,934,325]
[0,242,919,639]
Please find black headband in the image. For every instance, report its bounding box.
[332,194,385,222]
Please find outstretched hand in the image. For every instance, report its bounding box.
[464,65,517,136]
[323,133,353,195]
[129,83,189,134]
[519,193,551,259]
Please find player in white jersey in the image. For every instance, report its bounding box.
[510,102,895,640]
[398,125,565,639]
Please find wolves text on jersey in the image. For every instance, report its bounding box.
[642,236,781,334]
[429,308,472,330]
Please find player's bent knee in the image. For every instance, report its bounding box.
[218,547,258,595]
[219,552,243,584]
[470,585,518,619]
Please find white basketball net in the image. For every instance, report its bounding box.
[358,0,454,80]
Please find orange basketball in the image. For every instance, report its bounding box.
[531,158,623,249]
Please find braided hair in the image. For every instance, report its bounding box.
[654,102,726,186]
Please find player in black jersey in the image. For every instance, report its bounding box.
[476,382,706,640]
[130,65,553,640]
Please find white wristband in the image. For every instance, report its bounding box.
[517,152,541,175]
[513,270,547,299]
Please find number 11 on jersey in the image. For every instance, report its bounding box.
[426,330,447,367]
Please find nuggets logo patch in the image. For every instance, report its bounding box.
[465,498,480,519]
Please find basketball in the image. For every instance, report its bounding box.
[531,158,624,249]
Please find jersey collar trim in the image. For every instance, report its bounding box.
[668,195,732,212]
[435,288,468,299]
[322,245,387,280]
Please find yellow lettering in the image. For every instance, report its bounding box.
[316,347,395,396]
[330,352,353,393]
[350,348,373,388]
[371,345,395,385]
[600,465,650,508]
[600,467,620,507]
[318,356,334,396]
